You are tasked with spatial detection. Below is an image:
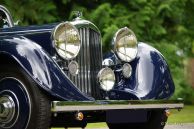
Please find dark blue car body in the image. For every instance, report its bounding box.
[0,5,182,129]
[0,22,174,101]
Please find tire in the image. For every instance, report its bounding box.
[146,110,167,129]
[107,110,167,129]
[0,66,51,129]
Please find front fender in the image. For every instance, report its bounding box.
[0,36,92,101]
[104,43,175,100]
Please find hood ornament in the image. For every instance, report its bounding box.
[72,11,83,20]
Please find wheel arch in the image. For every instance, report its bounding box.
[134,43,175,99]
[103,42,175,100]
[0,51,52,92]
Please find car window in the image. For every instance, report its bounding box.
[0,10,9,28]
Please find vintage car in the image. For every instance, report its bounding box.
[0,5,183,129]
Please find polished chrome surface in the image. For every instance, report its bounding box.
[122,63,132,78]
[52,22,81,60]
[113,27,138,62]
[68,61,79,76]
[102,58,114,66]
[71,19,100,34]
[97,67,116,91]
[0,95,15,125]
[73,11,83,19]
[64,28,102,98]
[52,100,184,112]
[0,5,14,27]
[53,103,184,112]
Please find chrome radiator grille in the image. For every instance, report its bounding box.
[66,28,102,98]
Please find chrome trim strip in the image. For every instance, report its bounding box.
[0,5,14,27]
[52,103,184,112]
[71,19,100,34]
[0,29,52,35]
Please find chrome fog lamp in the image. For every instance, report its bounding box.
[122,63,132,78]
[113,27,138,62]
[68,61,79,76]
[102,58,114,66]
[98,67,115,91]
[52,22,81,60]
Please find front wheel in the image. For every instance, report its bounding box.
[0,66,51,129]
[107,110,167,129]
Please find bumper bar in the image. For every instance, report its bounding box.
[52,100,184,112]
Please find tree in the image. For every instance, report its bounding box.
[1,0,57,25]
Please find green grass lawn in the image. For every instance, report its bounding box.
[168,105,194,124]
[53,105,194,129]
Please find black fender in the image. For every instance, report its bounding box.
[0,36,93,101]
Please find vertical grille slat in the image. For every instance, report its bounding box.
[87,28,91,94]
[91,31,96,95]
[83,28,87,93]
[77,29,81,91]
[81,28,85,92]
[66,28,102,98]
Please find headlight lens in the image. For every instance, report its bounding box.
[113,27,138,62]
[122,63,132,78]
[53,22,81,60]
[98,67,115,91]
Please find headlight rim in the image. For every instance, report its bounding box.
[122,63,132,78]
[113,27,138,62]
[52,22,81,60]
[98,67,116,91]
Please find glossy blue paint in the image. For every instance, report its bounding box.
[0,19,100,56]
[103,43,175,100]
[0,24,56,55]
[0,21,174,101]
[0,36,93,101]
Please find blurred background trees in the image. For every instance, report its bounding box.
[1,0,194,104]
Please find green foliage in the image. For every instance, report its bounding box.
[1,0,57,25]
[2,0,194,103]
[173,80,194,104]
[102,25,119,52]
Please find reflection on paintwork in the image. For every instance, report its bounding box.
[0,18,174,101]
[136,44,154,98]
[103,43,175,100]
[1,36,92,101]
[5,37,52,88]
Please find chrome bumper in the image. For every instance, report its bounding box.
[52,100,184,112]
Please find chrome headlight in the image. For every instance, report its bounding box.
[98,67,115,91]
[122,63,132,78]
[53,22,81,60]
[113,27,138,62]
[102,58,114,66]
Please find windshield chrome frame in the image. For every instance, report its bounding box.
[0,5,14,27]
